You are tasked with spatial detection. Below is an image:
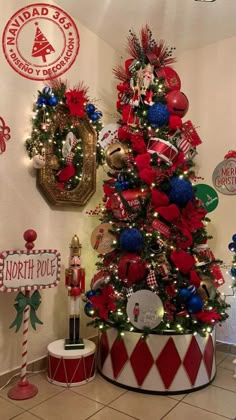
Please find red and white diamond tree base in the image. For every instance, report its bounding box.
[98,329,216,394]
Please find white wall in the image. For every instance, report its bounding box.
[0,0,118,375]
[176,36,236,344]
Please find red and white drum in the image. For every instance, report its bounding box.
[47,339,96,387]
[98,328,216,394]
[148,138,178,166]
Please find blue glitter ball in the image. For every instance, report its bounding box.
[168,177,194,206]
[42,87,53,95]
[231,267,236,277]
[37,96,47,107]
[120,228,144,253]
[228,242,236,252]
[232,234,236,242]
[147,103,170,127]
[187,295,204,314]
[47,95,58,106]
[90,111,102,121]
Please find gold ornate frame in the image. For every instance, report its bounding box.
[37,120,97,206]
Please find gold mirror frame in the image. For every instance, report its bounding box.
[37,119,97,206]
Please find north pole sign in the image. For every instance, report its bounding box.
[2,3,80,81]
[0,249,61,292]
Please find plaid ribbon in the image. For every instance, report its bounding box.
[146,270,158,289]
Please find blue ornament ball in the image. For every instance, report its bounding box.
[232,234,236,242]
[86,104,96,114]
[168,177,194,206]
[147,103,170,127]
[90,112,100,122]
[231,267,236,277]
[85,290,97,299]
[178,288,192,302]
[228,242,236,252]
[37,96,47,107]
[120,228,144,253]
[84,302,94,317]
[187,295,204,314]
[47,95,58,106]
[42,87,53,95]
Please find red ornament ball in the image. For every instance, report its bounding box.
[118,253,146,286]
[166,90,189,118]
[23,229,37,243]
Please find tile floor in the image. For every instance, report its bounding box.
[1,351,236,420]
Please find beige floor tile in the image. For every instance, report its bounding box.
[30,389,104,420]
[168,393,186,401]
[213,367,236,393]
[216,351,228,365]
[0,373,64,410]
[0,396,23,420]
[89,406,138,420]
[163,402,229,419]
[72,374,127,404]
[14,413,44,420]
[218,354,236,371]
[109,391,178,420]
[183,385,236,418]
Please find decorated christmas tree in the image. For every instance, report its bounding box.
[85,26,229,341]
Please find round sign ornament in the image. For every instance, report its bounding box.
[194,183,219,213]
[90,223,115,255]
[126,290,164,330]
[212,158,236,195]
[2,3,80,81]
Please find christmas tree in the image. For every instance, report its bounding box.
[85,26,229,338]
[32,25,55,63]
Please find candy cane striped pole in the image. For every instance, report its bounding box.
[20,290,30,384]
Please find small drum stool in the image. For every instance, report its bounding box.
[47,339,96,387]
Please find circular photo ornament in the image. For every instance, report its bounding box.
[90,223,115,254]
[194,184,219,213]
[126,290,164,330]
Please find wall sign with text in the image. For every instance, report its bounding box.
[2,3,80,81]
[212,157,236,195]
[0,249,61,292]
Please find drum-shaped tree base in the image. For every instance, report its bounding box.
[98,328,216,394]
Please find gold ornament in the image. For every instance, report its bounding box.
[105,142,129,170]
[48,155,60,170]
[197,274,216,301]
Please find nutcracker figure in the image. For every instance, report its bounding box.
[65,235,85,350]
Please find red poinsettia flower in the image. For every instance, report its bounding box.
[65,89,87,118]
[175,224,193,249]
[90,285,117,320]
[118,126,131,141]
[180,200,207,233]
[194,309,221,323]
